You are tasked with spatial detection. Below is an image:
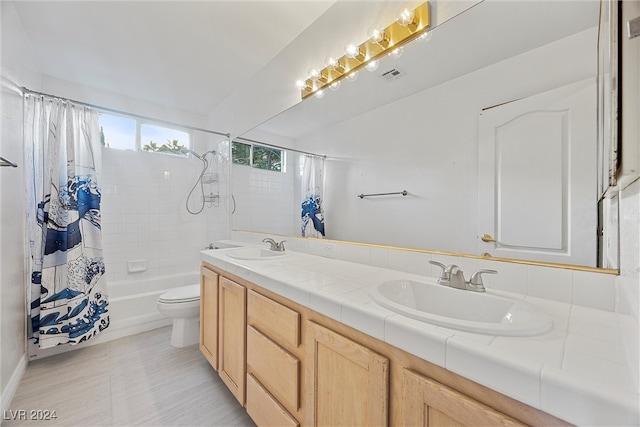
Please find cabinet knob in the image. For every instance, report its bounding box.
[480,234,496,243]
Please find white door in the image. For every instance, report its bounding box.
[478,79,597,266]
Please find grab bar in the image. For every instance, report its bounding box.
[357,190,408,199]
[0,156,17,167]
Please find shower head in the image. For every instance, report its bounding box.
[180,148,203,160]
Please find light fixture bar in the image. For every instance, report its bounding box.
[300,2,430,99]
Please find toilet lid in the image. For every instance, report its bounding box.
[159,284,200,303]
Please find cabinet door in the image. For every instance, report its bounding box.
[200,266,218,370]
[218,277,247,405]
[306,321,389,426]
[402,369,525,427]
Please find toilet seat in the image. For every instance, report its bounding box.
[158,284,200,304]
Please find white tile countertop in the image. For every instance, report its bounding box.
[201,246,639,427]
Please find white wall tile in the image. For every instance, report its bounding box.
[487,260,528,294]
[527,265,573,303]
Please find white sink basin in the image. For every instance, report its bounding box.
[369,279,552,336]
[226,247,289,261]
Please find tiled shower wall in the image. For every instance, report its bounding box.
[231,153,297,236]
[101,140,231,283]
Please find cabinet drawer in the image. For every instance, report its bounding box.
[246,374,299,427]
[247,290,300,349]
[247,326,300,412]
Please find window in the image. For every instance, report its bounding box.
[232,141,251,165]
[99,113,190,155]
[140,123,189,155]
[232,140,284,172]
[100,114,136,150]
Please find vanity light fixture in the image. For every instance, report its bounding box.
[298,1,430,99]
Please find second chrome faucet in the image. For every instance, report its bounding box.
[429,261,496,292]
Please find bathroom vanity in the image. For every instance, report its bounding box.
[199,247,637,426]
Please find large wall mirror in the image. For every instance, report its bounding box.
[233,0,619,271]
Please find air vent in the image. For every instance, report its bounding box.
[379,67,406,82]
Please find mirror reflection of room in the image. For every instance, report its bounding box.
[235,0,617,269]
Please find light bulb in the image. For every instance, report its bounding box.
[365,60,379,72]
[369,29,389,47]
[295,80,307,90]
[326,57,337,69]
[346,71,359,82]
[397,8,416,27]
[314,89,325,99]
[389,46,404,59]
[329,80,341,91]
[308,68,320,81]
[345,44,364,61]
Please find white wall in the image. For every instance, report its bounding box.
[294,28,596,255]
[0,0,41,414]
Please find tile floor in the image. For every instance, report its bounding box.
[4,327,255,426]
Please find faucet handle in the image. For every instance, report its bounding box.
[469,269,497,286]
[429,261,449,284]
[277,240,286,251]
[429,260,446,270]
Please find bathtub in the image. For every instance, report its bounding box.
[28,272,199,360]
[106,272,200,340]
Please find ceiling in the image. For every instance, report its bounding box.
[9,0,335,116]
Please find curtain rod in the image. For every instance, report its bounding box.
[21,87,230,138]
[235,136,326,159]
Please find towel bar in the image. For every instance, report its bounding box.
[357,190,408,199]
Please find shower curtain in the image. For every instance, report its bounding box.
[301,155,325,237]
[24,94,110,349]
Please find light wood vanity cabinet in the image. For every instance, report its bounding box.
[200,263,570,427]
[305,321,389,426]
[402,369,525,427]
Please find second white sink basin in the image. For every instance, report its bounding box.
[226,247,289,261]
[369,279,552,336]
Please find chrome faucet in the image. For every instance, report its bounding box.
[429,261,496,292]
[262,238,286,252]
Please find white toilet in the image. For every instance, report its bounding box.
[157,284,200,348]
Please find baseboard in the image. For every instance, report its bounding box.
[0,353,28,425]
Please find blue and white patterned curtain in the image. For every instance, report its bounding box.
[24,94,109,349]
[301,155,325,237]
